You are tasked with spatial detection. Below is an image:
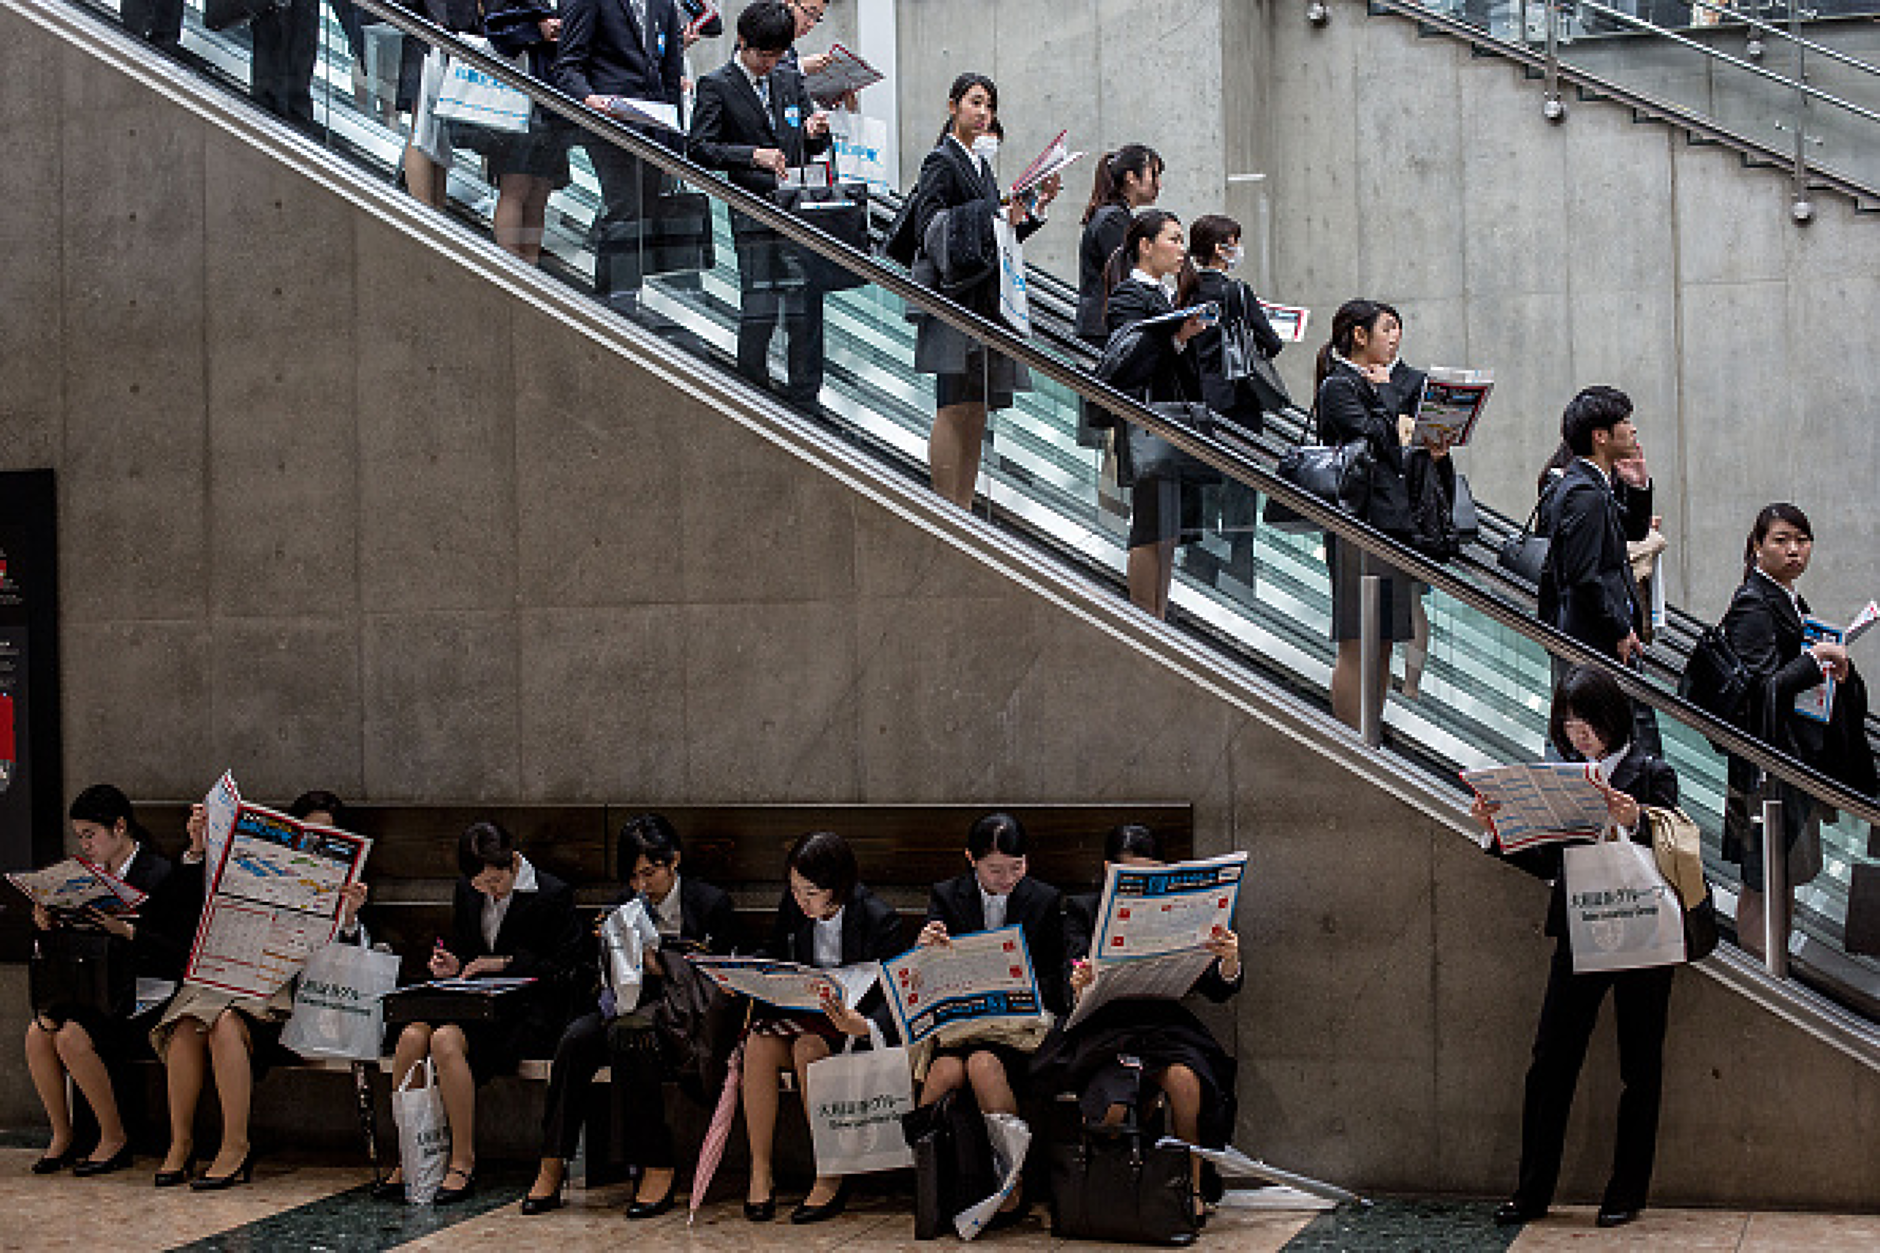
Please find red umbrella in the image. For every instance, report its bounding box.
[689,1038,745,1226]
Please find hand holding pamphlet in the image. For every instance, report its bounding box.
[882,925,1044,1045]
[1794,602,1876,722]
[1009,129,1086,199]
[1461,761,1614,852]
[7,857,147,917]
[1066,852,1246,1030]
[1411,366,1493,449]
[692,954,878,1012]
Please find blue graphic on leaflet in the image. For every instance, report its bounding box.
[884,925,1041,1045]
[1094,855,1246,966]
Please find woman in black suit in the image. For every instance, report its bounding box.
[907,72,1060,509]
[1720,503,1875,959]
[742,829,904,1225]
[379,821,581,1204]
[1100,209,1210,620]
[1473,665,1680,1229]
[1314,298,1451,730]
[1074,144,1162,449]
[913,812,1064,1225]
[23,785,174,1177]
[1038,823,1242,1225]
[522,812,738,1215]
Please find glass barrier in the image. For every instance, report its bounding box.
[53,0,1880,1028]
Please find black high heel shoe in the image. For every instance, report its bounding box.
[154,1155,197,1188]
[626,1175,678,1220]
[520,1177,565,1216]
[190,1151,255,1191]
[433,1165,476,1205]
[743,1193,776,1222]
[790,1179,850,1225]
[72,1144,134,1178]
[31,1147,77,1175]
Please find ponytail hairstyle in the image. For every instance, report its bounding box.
[937,72,998,145]
[1187,214,1241,270]
[69,784,150,847]
[1535,439,1574,499]
[1313,298,1402,398]
[1101,207,1184,305]
[1082,143,1163,225]
[1743,502,1812,582]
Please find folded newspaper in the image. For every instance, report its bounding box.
[1461,761,1612,853]
[691,955,878,1013]
[1411,366,1493,448]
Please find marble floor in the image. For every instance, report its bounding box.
[0,1146,1875,1252]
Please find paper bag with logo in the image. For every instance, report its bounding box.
[1563,838,1686,973]
[804,1021,915,1176]
[281,943,401,1062]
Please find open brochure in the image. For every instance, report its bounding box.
[1009,128,1086,199]
[804,42,884,106]
[1133,302,1220,332]
[1410,366,1493,448]
[601,96,682,133]
[185,799,372,1000]
[691,955,878,1013]
[882,925,1044,1045]
[1795,601,1876,724]
[1460,761,1612,853]
[1257,299,1310,343]
[6,856,147,916]
[1066,852,1246,1030]
[676,0,719,39]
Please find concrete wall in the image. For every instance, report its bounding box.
[1,1,1878,1205]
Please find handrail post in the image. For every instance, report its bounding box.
[1360,574,1384,748]
[1788,1,1810,215]
[1760,795,1790,978]
[1542,0,1565,119]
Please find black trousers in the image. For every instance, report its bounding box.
[587,141,668,305]
[737,286,825,405]
[121,0,184,44]
[1513,944,1674,1212]
[539,1011,675,1168]
[250,0,322,125]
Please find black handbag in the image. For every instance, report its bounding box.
[1846,863,1880,957]
[903,1090,997,1240]
[1046,1101,1197,1246]
[1497,494,1550,585]
[775,181,870,292]
[1451,471,1480,540]
[1677,625,1754,731]
[1126,401,1221,486]
[1261,408,1372,534]
[29,929,134,1020]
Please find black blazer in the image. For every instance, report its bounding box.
[665,875,740,953]
[925,871,1068,1014]
[1501,741,1680,941]
[688,58,830,198]
[1061,890,1243,1004]
[448,866,583,981]
[768,883,905,1035]
[1315,358,1430,536]
[552,0,684,104]
[908,137,1043,311]
[1537,458,1653,656]
[1721,572,1877,797]
[1074,204,1130,340]
[1191,268,1283,428]
[1103,277,1202,404]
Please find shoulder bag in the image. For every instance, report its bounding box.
[1261,408,1372,534]
[1497,493,1551,586]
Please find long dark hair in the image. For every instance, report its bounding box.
[1188,214,1240,270]
[1743,502,1812,581]
[1313,298,1401,398]
[1101,208,1198,311]
[937,72,997,145]
[1082,143,1162,225]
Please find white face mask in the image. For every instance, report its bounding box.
[971,134,1000,160]
[1222,245,1245,269]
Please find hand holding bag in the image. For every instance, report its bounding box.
[392,1058,451,1204]
[775,180,871,292]
[1563,835,1687,973]
[804,1021,916,1176]
[281,943,402,1061]
[1126,400,1222,485]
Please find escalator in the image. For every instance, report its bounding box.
[17,0,1880,1053]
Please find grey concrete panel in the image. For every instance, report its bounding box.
[209,616,363,800]
[61,619,213,797]
[989,0,1098,280]
[892,0,999,189]
[201,141,359,618]
[679,599,861,800]
[515,605,689,802]
[1241,1054,1441,1193]
[1460,291,1582,494]
[352,220,519,614]
[0,10,64,471]
[511,309,685,608]
[1563,107,1677,297]
[1671,144,1795,287]
[675,406,858,604]
[56,43,209,622]
[1262,16,1363,334]
[851,501,1014,602]
[1459,65,1572,300]
[360,610,520,800]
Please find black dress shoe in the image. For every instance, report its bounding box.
[790,1181,850,1225]
[369,1175,406,1201]
[433,1167,476,1205]
[190,1152,254,1191]
[743,1195,776,1222]
[31,1148,77,1175]
[520,1190,564,1215]
[625,1184,677,1220]
[153,1160,195,1188]
[1595,1205,1641,1228]
[72,1145,134,1177]
[1494,1200,1546,1225]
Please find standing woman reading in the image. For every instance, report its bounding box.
[907,72,1060,508]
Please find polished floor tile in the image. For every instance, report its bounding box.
[1507,1205,1752,1249]
[1737,1211,1880,1252]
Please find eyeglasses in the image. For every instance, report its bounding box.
[792,1,826,22]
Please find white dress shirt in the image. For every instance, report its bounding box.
[483,855,539,952]
[812,905,845,968]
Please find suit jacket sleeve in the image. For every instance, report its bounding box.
[1617,478,1654,543]
[791,74,831,160]
[687,73,755,172]
[1722,585,1824,709]
[1244,287,1285,358]
[658,0,685,100]
[910,149,956,246]
[1192,959,1243,1003]
[551,0,600,101]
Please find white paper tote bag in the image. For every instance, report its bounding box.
[991,215,1030,334]
[281,944,401,1061]
[803,1021,915,1176]
[392,1058,451,1204]
[1563,838,1686,973]
[829,109,892,192]
[433,38,531,134]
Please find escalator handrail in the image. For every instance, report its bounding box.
[330,1,1880,830]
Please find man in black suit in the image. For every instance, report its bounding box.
[689,2,832,405]
[1538,385,1661,752]
[554,0,687,309]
